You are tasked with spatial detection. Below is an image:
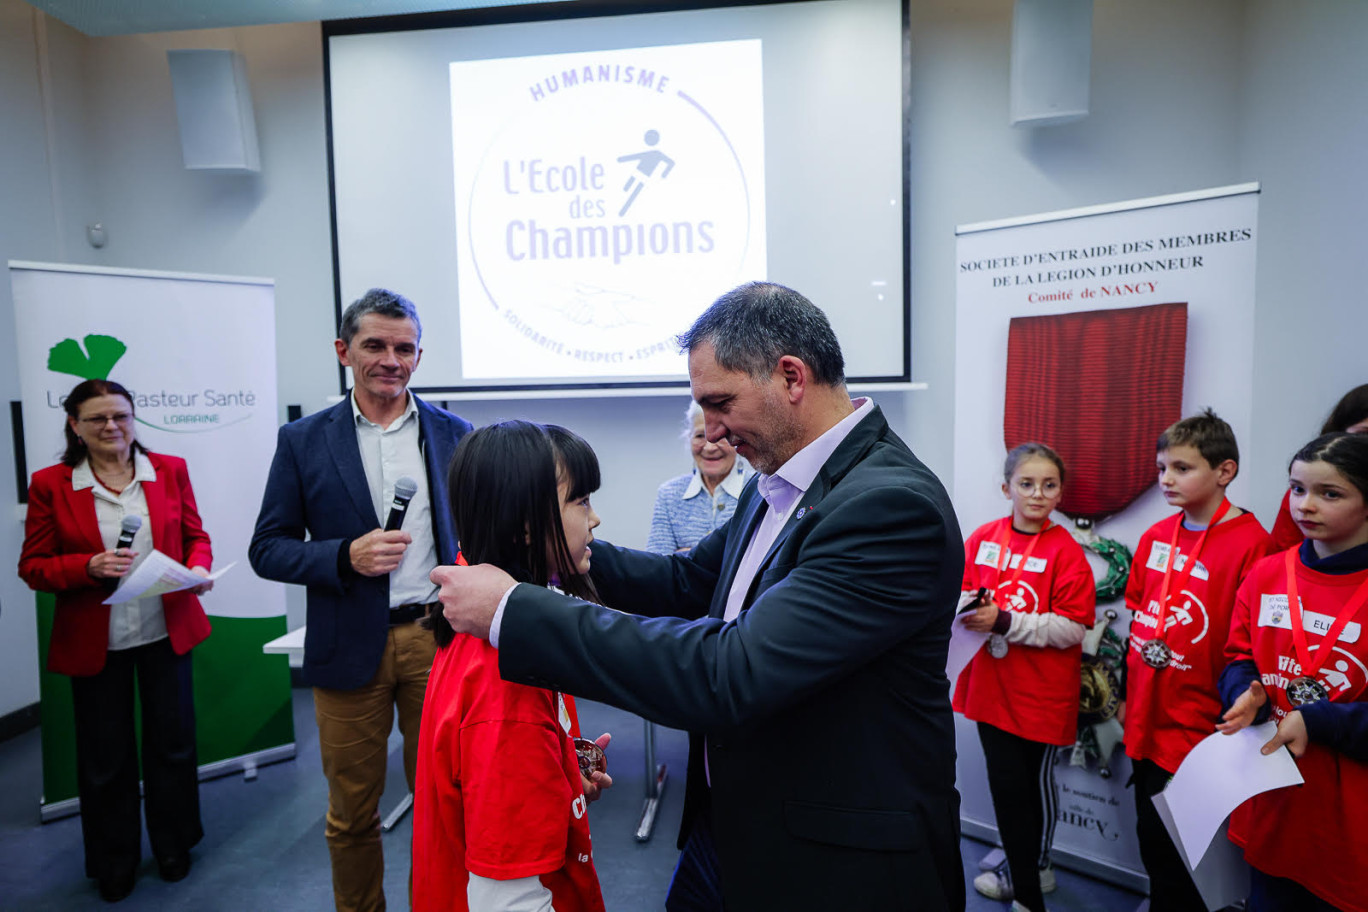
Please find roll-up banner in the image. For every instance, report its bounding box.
[953,184,1260,888]
[9,262,294,821]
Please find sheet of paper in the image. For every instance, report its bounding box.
[1151,722,1303,871]
[946,610,990,685]
[1150,802,1251,912]
[103,549,235,605]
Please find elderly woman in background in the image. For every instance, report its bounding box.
[646,400,752,555]
[18,379,214,904]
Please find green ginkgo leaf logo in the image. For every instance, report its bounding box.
[48,334,127,380]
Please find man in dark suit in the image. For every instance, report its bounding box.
[433,282,965,911]
[249,289,471,912]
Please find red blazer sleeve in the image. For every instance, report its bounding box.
[19,465,100,594]
[148,453,213,659]
[172,457,213,570]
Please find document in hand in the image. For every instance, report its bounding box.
[946,608,990,684]
[103,549,235,605]
[1151,721,1302,871]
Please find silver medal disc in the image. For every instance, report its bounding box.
[1286,675,1329,707]
[987,633,1008,659]
[1141,639,1172,670]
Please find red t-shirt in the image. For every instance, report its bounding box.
[1224,553,1368,912]
[1269,489,1304,552]
[953,518,1096,745]
[1123,511,1272,772]
[413,632,604,912]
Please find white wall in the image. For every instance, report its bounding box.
[0,0,1364,718]
[1238,0,1368,520]
[0,0,69,716]
[905,0,1246,486]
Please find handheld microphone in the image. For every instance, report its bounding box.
[384,476,418,532]
[115,515,142,553]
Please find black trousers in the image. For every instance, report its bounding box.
[1130,757,1209,912]
[977,722,1060,912]
[69,637,203,882]
[666,804,724,912]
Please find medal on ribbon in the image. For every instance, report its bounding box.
[1141,499,1231,670]
[1280,550,1368,708]
[1286,676,1330,707]
[574,738,607,777]
[983,519,1052,659]
[1140,638,1173,670]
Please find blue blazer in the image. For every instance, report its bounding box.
[248,395,471,690]
[497,405,966,911]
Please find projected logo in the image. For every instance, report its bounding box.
[450,40,767,380]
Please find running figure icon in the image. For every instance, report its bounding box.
[617,129,675,216]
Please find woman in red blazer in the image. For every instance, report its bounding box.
[19,379,213,904]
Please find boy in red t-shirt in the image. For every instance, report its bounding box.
[1122,409,1271,912]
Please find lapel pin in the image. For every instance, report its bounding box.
[795,507,808,520]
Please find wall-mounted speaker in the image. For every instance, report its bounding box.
[166,49,261,172]
[1010,0,1093,127]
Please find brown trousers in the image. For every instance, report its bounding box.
[313,620,435,912]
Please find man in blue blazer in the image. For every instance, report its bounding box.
[433,282,966,911]
[249,289,470,912]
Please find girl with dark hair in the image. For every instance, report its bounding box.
[413,420,611,912]
[1270,384,1368,550]
[1218,432,1368,911]
[954,443,1096,912]
[18,378,213,902]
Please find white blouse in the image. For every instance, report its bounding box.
[73,452,167,651]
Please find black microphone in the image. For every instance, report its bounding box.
[115,515,142,552]
[384,476,418,532]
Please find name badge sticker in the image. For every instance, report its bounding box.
[1147,541,1172,573]
[1259,594,1361,644]
[976,541,1002,568]
[557,692,573,734]
[1023,556,1047,573]
[1171,553,1210,581]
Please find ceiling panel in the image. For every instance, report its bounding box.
[23,0,567,36]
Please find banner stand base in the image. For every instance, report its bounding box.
[961,816,1150,894]
[39,743,297,823]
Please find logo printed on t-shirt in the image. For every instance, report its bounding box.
[1134,589,1211,646]
[995,579,1042,614]
[1263,646,1368,711]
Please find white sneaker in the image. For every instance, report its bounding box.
[973,862,1013,900]
[972,861,1057,901]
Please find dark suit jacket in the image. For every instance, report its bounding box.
[498,405,966,911]
[248,395,470,691]
[20,452,214,677]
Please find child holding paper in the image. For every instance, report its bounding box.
[1219,432,1368,912]
[955,443,1095,912]
[1122,409,1271,911]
